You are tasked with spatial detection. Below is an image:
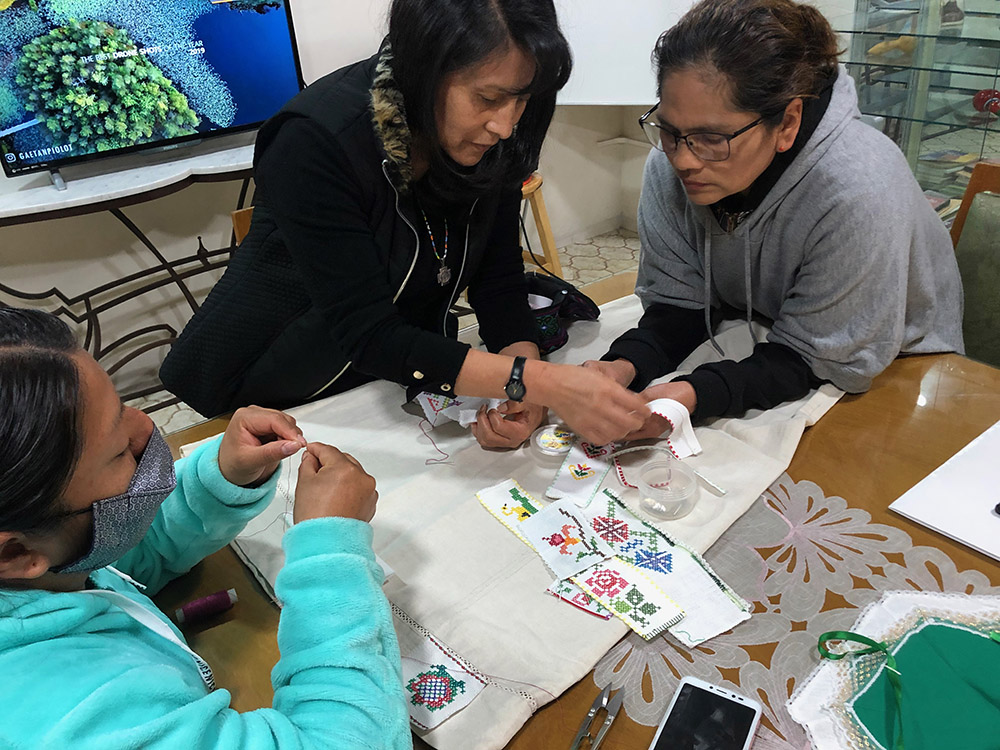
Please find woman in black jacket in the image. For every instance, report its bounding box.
[161,0,648,448]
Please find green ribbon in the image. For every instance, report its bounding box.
[818,630,904,750]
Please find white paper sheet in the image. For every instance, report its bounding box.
[889,418,1000,562]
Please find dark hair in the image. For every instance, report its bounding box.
[653,0,840,125]
[388,0,571,200]
[0,308,82,534]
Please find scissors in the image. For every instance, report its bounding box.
[569,684,623,750]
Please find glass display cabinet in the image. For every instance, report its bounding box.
[834,0,1000,196]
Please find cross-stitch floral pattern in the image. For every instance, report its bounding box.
[520,500,616,578]
[408,665,467,712]
[592,515,629,544]
[592,473,1000,745]
[585,568,629,598]
[568,463,595,480]
[543,525,582,555]
[610,586,661,627]
[634,549,673,574]
[591,491,672,575]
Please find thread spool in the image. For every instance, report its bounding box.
[174,588,238,625]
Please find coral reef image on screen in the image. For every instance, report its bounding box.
[0,0,300,175]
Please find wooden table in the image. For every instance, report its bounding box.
[156,353,1000,749]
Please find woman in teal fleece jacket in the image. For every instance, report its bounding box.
[0,308,411,749]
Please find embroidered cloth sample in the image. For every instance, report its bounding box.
[401,634,487,730]
[477,478,543,545]
[589,488,751,647]
[571,555,685,639]
[545,578,612,620]
[478,479,686,639]
[546,440,622,505]
[519,498,616,579]
[415,392,504,428]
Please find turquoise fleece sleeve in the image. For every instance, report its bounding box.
[0,518,411,749]
[113,436,278,594]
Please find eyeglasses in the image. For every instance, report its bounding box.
[638,105,764,162]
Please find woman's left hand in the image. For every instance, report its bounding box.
[219,406,307,487]
[471,400,547,450]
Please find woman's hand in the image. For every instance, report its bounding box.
[294,442,378,524]
[622,381,698,440]
[582,358,636,388]
[528,362,650,445]
[218,406,307,487]
[471,401,547,450]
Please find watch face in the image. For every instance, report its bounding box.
[505,381,527,402]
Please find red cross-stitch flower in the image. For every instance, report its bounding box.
[584,568,629,598]
[592,516,629,544]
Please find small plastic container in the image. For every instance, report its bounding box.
[637,459,698,520]
[530,423,574,461]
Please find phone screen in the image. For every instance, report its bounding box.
[652,683,756,750]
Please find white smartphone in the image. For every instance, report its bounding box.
[646,676,763,750]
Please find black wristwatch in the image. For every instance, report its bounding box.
[504,356,527,402]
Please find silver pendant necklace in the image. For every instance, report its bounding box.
[418,207,451,286]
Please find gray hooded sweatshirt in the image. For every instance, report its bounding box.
[635,67,964,394]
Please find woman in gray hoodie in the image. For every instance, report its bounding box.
[589,0,963,429]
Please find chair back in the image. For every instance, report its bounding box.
[232,207,255,246]
[951,162,1000,246]
[954,190,1000,368]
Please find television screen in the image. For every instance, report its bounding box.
[0,0,303,177]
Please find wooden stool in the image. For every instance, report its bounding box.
[521,172,563,278]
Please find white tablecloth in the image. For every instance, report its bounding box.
[222,294,843,749]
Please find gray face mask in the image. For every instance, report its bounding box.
[54,428,177,574]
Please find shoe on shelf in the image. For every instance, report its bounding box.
[940,0,965,28]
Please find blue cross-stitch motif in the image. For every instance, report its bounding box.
[634,549,673,574]
[620,538,644,556]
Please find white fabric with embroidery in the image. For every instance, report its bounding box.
[479,480,746,643]
[198,297,845,750]
[586,488,751,647]
[415,392,505,428]
[518,497,616,578]
[400,634,487,731]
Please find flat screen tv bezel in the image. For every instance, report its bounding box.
[1,1,305,179]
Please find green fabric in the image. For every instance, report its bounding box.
[851,623,1000,750]
[819,631,903,750]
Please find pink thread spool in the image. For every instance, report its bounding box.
[174,588,238,625]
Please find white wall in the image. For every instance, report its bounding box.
[291,0,390,84]
[555,0,693,105]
